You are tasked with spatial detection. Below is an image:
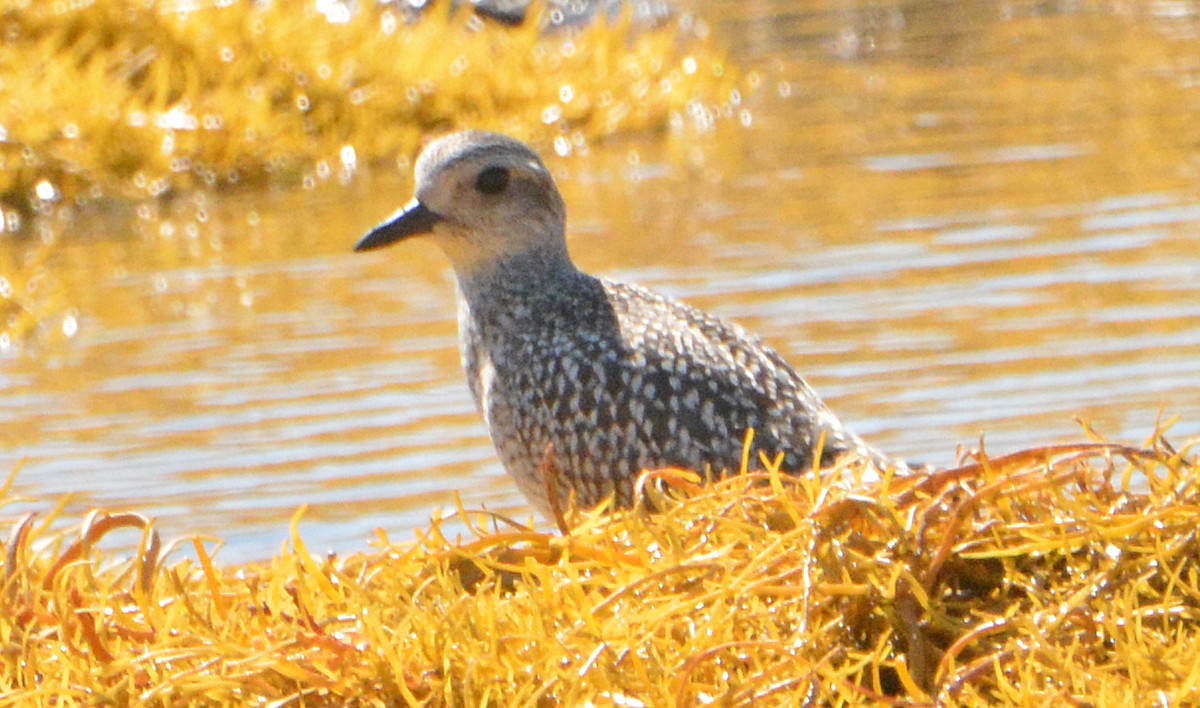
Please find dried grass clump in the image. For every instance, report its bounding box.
[0,0,740,222]
[2,428,1199,705]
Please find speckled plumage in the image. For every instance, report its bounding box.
[356,131,901,515]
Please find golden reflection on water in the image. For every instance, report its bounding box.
[4,0,1200,559]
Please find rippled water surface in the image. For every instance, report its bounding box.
[4,0,1200,560]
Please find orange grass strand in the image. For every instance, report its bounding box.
[191,537,229,621]
[134,518,161,600]
[811,429,829,475]
[671,639,785,703]
[901,443,1149,504]
[892,645,932,703]
[4,512,37,591]
[288,505,341,605]
[0,461,23,501]
[42,511,153,591]
[739,427,755,475]
[766,456,805,532]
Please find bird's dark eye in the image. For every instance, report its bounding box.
[474,166,510,195]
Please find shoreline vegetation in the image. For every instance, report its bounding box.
[3,425,1198,704]
[0,0,742,223]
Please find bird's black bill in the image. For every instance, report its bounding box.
[353,200,443,252]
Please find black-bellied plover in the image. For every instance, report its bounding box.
[355,131,902,515]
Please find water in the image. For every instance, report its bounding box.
[3,0,1200,560]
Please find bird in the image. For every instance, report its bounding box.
[355,130,904,516]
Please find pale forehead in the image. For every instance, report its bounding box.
[414,131,547,186]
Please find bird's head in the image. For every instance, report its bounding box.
[355,131,569,277]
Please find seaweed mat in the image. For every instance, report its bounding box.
[3,427,1199,705]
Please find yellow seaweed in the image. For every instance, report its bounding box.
[0,0,740,212]
[2,425,1199,704]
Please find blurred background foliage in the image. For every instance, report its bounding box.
[0,0,741,344]
[0,0,737,219]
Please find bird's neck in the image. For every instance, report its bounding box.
[453,241,582,308]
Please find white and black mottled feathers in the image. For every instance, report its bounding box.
[457,258,891,513]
